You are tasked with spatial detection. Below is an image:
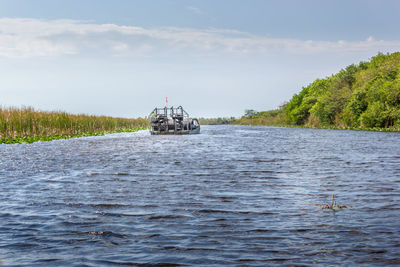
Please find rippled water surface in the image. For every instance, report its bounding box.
[1,125,400,266]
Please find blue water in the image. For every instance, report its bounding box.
[1,125,400,266]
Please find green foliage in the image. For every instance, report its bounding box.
[236,52,400,131]
[244,109,257,117]
[198,117,236,125]
[235,107,288,126]
[285,52,400,129]
[286,78,332,125]
[359,101,388,128]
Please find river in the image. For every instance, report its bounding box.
[1,125,399,266]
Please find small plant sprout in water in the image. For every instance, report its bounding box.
[314,194,349,210]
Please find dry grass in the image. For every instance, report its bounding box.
[0,106,148,138]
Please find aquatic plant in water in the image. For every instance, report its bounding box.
[314,194,348,210]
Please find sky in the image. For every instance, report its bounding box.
[0,0,399,118]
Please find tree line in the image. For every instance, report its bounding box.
[235,52,400,130]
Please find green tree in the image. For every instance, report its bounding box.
[244,109,257,117]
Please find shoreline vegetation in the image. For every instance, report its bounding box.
[198,117,236,125]
[0,107,148,144]
[211,52,400,132]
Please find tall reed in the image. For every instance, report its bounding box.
[0,106,148,138]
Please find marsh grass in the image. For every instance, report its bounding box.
[0,106,148,143]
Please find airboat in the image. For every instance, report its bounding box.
[149,106,200,135]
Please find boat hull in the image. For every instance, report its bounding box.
[150,127,200,135]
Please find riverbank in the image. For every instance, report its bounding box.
[0,107,148,144]
[232,120,400,132]
[233,52,400,131]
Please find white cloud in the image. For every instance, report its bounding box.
[186,6,202,14]
[0,18,399,58]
